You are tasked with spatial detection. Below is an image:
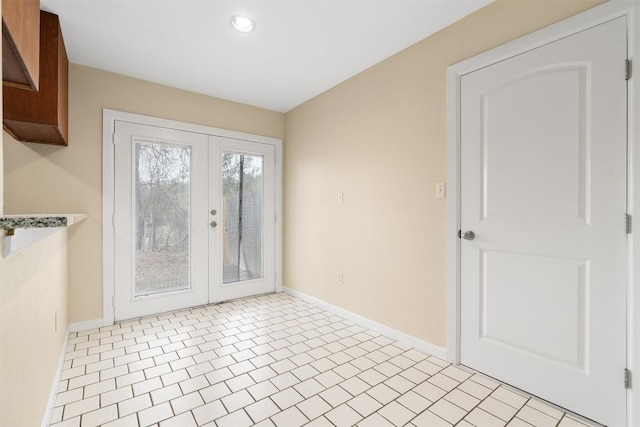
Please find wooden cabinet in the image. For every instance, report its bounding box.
[2,0,40,90]
[3,11,68,146]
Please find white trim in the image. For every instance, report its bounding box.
[40,329,70,427]
[104,109,282,145]
[103,110,116,326]
[275,142,283,293]
[102,109,283,325]
[68,318,105,333]
[283,287,447,360]
[446,1,638,425]
[446,61,462,365]
[447,1,636,77]
[628,3,640,426]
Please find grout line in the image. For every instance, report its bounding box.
[54,294,592,427]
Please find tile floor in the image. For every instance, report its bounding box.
[50,293,598,427]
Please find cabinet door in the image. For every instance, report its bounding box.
[3,11,69,146]
[2,0,40,90]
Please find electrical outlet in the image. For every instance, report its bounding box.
[338,192,344,204]
[337,273,343,285]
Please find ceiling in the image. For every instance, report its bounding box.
[40,0,493,113]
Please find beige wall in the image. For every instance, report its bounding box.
[0,230,69,427]
[0,6,70,421]
[283,0,605,347]
[0,1,608,424]
[1,8,611,425]
[3,64,285,323]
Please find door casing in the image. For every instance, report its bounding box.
[446,1,639,425]
[103,109,283,325]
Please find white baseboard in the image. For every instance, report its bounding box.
[42,318,106,426]
[41,328,70,427]
[283,286,447,360]
[68,318,105,333]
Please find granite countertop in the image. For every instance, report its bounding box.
[0,214,88,230]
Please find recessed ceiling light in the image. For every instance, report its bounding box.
[230,15,256,33]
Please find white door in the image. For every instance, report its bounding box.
[460,17,627,426]
[208,136,275,302]
[114,121,276,320]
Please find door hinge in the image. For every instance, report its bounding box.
[626,59,631,80]
[626,214,632,234]
[112,295,116,309]
[625,368,632,389]
[112,133,116,145]
[112,214,116,227]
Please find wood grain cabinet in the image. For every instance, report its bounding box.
[2,0,40,90]
[3,11,68,146]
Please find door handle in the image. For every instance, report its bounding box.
[461,230,475,240]
[210,221,217,228]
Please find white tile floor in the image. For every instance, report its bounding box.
[49,293,598,427]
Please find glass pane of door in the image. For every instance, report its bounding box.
[222,152,264,284]
[134,139,191,296]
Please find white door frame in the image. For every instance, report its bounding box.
[446,1,639,424]
[102,109,283,325]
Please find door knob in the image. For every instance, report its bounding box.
[461,230,475,240]
[210,221,217,228]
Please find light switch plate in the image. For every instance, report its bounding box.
[435,183,446,199]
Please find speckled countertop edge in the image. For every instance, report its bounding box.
[0,214,88,230]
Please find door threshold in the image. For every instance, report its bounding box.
[117,291,280,324]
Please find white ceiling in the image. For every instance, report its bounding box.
[41,0,492,113]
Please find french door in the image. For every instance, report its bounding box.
[209,136,275,303]
[113,121,275,320]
